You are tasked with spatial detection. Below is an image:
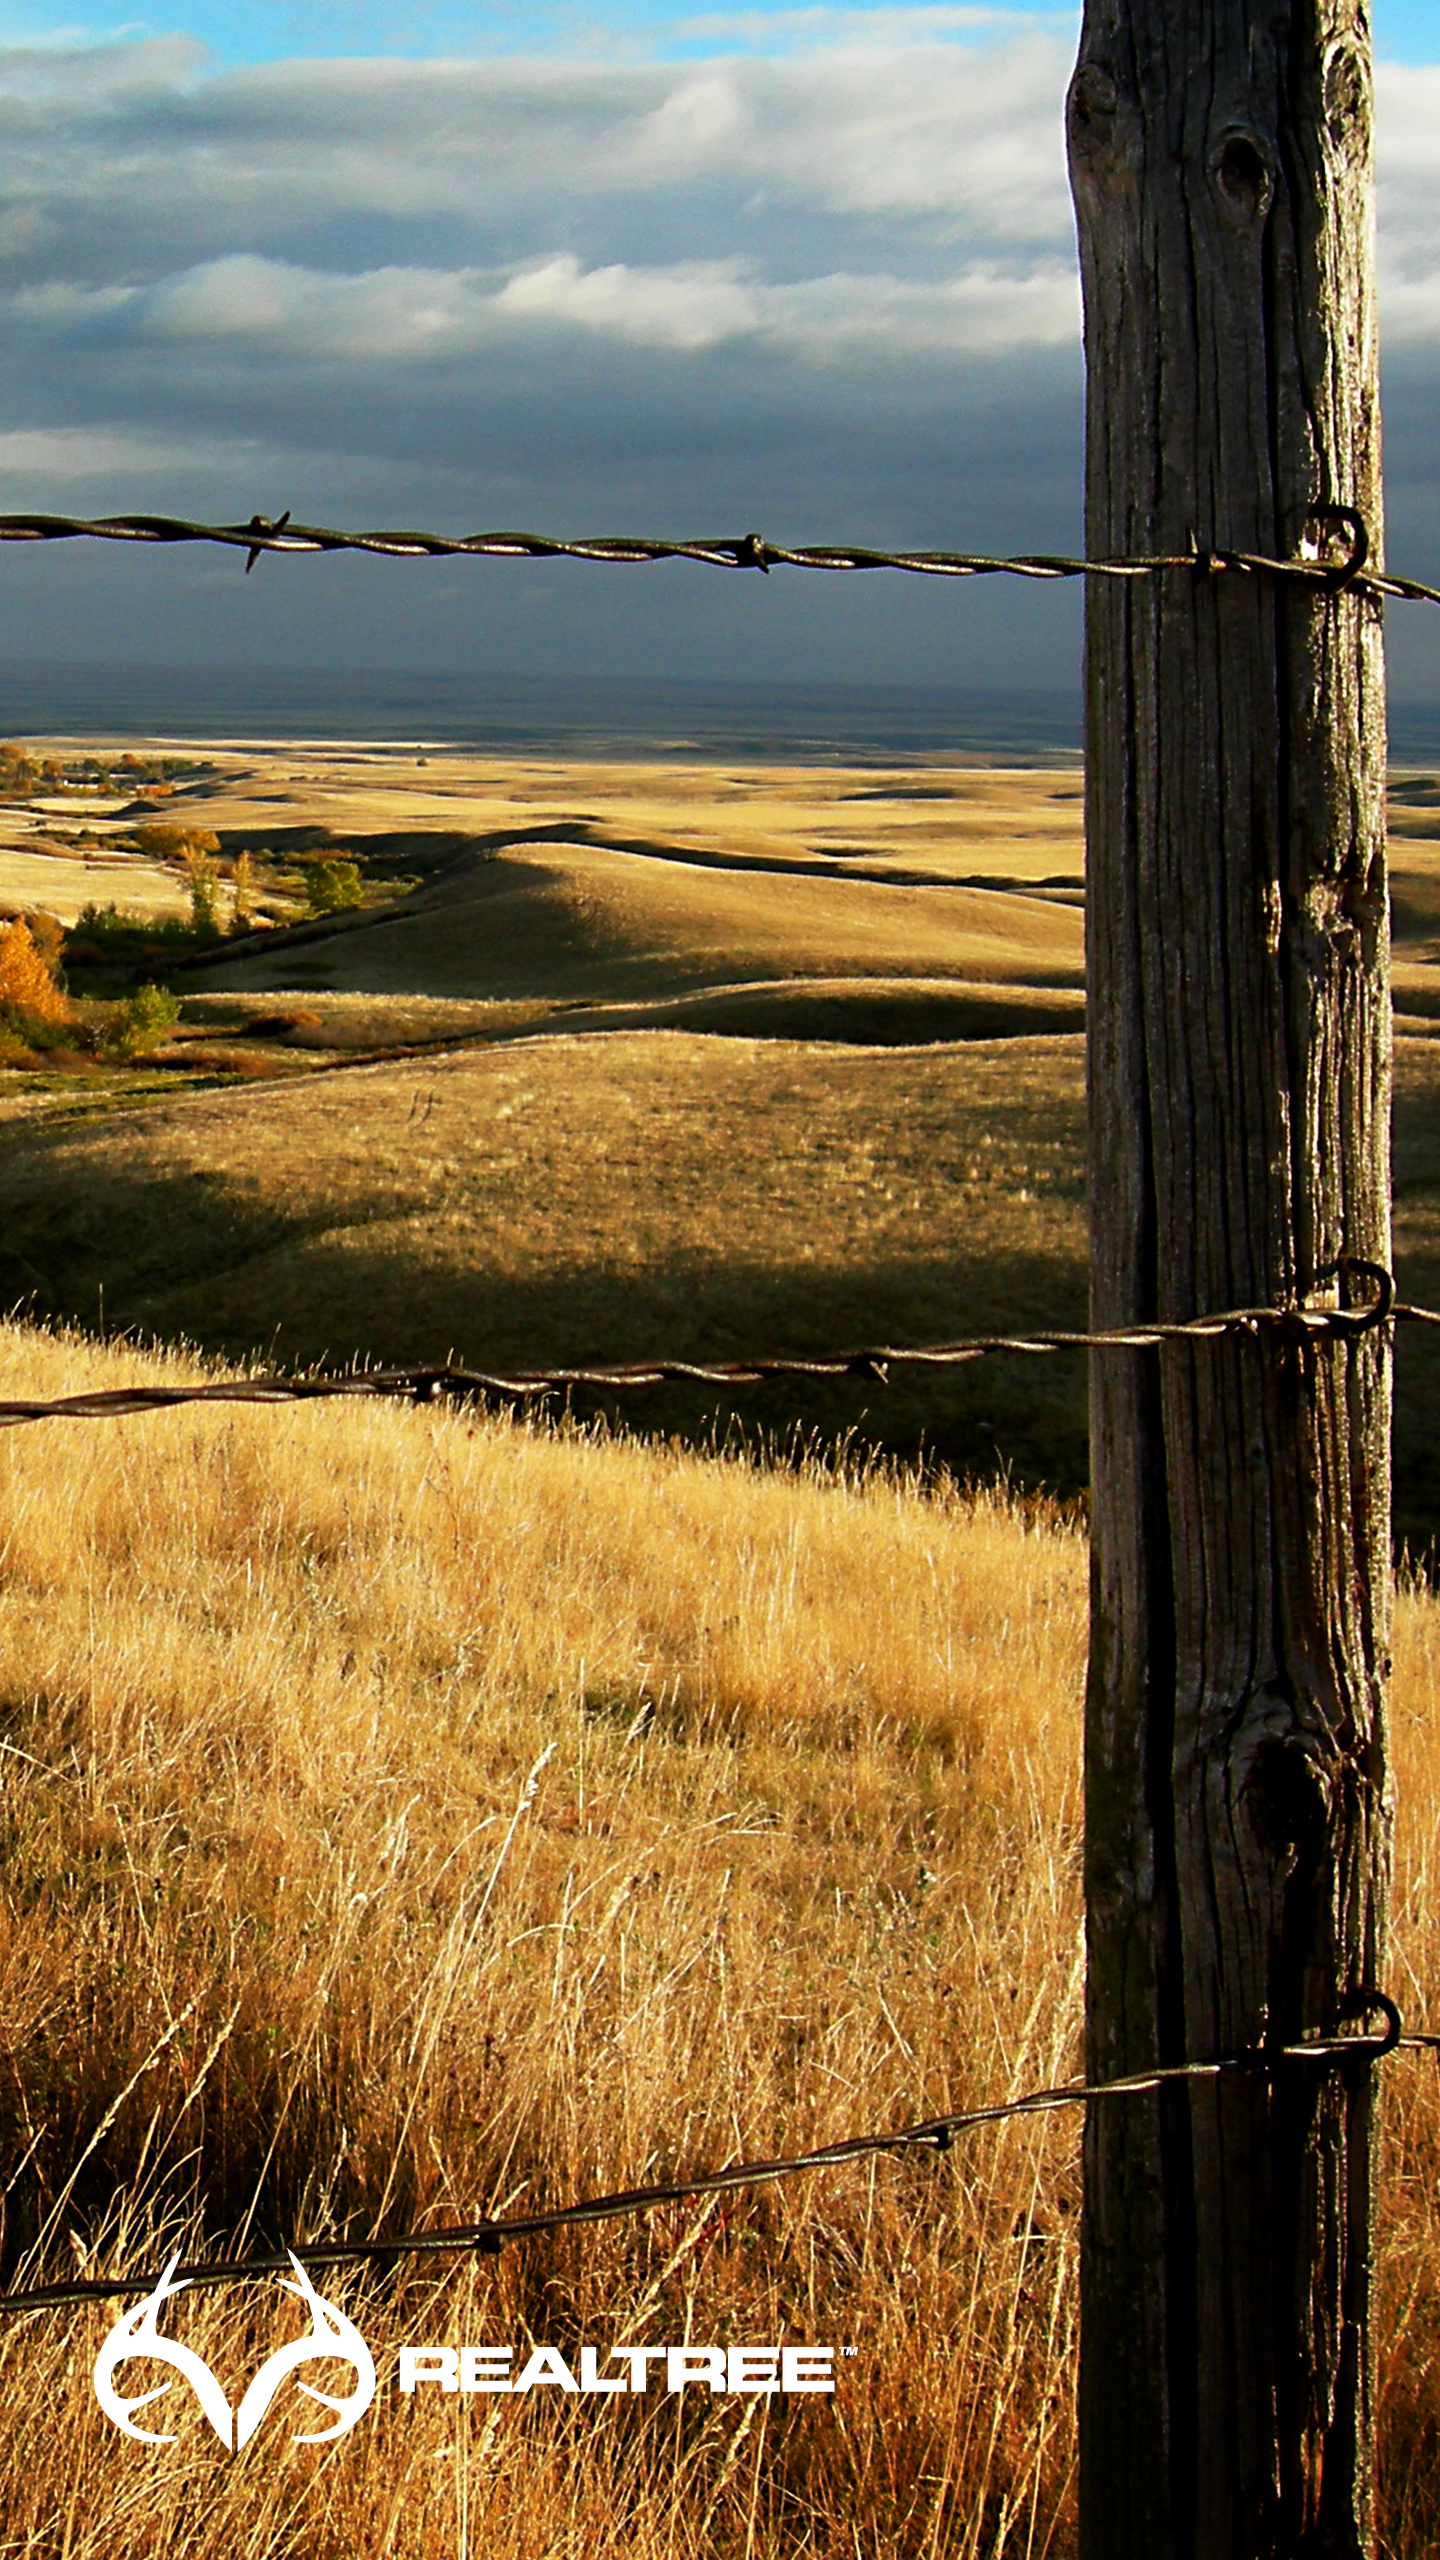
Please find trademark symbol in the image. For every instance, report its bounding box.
[840,2345,857,2358]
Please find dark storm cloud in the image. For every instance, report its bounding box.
[0,28,1428,684]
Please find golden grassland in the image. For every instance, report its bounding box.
[0,753,1438,1528]
[10,1021,1440,1542]
[168,753,1086,1041]
[0,1027,1092,1506]
[0,750,1088,1085]
[0,748,1437,2548]
[0,746,1088,906]
[189,837,1083,1010]
[0,1319,1435,2556]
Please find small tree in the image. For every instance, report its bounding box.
[184,847,221,939]
[0,747,36,802]
[0,919,69,1028]
[134,822,220,864]
[109,983,181,1060]
[304,858,364,916]
[27,911,65,973]
[230,850,254,935]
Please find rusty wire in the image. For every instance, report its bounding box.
[0,1996,1416,2315]
[0,1264,1401,1432]
[0,1266,1411,2313]
[9,1233,1405,1537]
[0,502,1432,604]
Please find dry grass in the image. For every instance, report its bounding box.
[0,1321,1434,2553]
[13,1014,1440,1545]
[10,1012,1440,1543]
[0,750,1087,936]
[0,1318,1086,2555]
[191,839,1083,1009]
[0,1030,1091,1505]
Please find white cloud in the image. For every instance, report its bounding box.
[0,35,1076,257]
[603,37,1073,228]
[764,258,1078,351]
[677,8,1032,33]
[0,11,1428,699]
[0,422,236,475]
[1375,59,1440,191]
[494,252,761,348]
[12,243,1080,360]
[1378,271,1440,345]
[0,33,203,94]
[1376,63,1440,348]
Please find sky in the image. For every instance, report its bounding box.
[0,0,1432,702]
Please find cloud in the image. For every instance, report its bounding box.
[590,38,1075,228]
[0,18,1429,692]
[493,252,760,349]
[492,249,1079,352]
[1375,63,1440,347]
[676,8,1032,34]
[0,33,204,95]
[0,422,259,477]
[1379,272,1440,347]
[13,243,1079,360]
[669,6,1053,51]
[0,33,1076,276]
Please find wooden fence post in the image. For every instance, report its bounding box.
[1066,7,1391,2555]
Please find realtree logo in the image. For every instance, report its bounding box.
[399,2344,836,2396]
[92,2256,836,2451]
[93,2254,377,2450]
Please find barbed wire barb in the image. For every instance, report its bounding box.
[0,506,1434,606]
[0,1996,1416,2318]
[0,1265,1403,1432]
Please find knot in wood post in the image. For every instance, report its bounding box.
[1068,6,1390,2556]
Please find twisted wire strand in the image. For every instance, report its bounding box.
[0,507,1432,604]
[0,1271,1402,1432]
[0,1269,1409,2313]
[0,2005,1417,2316]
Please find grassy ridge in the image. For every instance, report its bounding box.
[0,1030,1091,1502]
[189,837,1083,1008]
[7,1023,1440,1545]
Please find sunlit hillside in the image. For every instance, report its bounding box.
[0,1321,1435,2555]
[3,748,1440,1533]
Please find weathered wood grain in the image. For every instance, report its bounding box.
[1068,6,1390,2554]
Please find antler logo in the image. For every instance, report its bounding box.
[94,2253,377,2450]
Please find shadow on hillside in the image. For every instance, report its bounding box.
[0,1154,1093,1506]
[8,1038,1440,1543]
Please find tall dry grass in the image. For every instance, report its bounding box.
[0,1318,1432,2554]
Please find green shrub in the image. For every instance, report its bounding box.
[185,851,221,939]
[108,983,182,1060]
[70,904,200,959]
[303,858,364,916]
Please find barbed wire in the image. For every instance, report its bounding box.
[0,1273,1411,2314]
[0,1265,1402,1432]
[0,503,1434,606]
[0,1997,1419,2316]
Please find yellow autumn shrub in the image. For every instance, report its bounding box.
[0,916,70,1028]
